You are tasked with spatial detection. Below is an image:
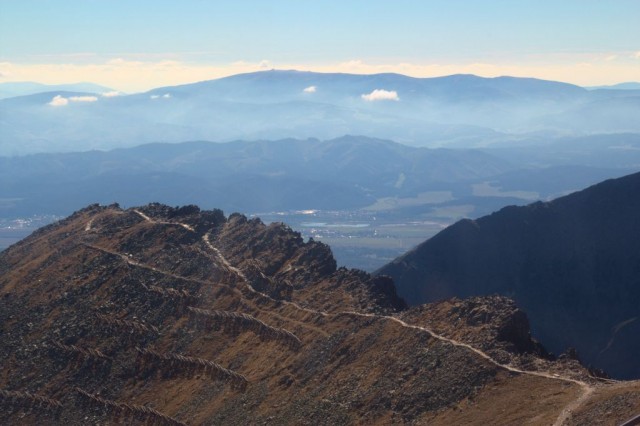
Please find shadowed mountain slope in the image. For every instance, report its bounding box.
[378,171,640,379]
[1,203,638,424]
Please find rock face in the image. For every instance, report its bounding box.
[377,171,640,379]
[404,296,549,358]
[0,203,636,424]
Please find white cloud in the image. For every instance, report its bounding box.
[102,91,121,97]
[150,93,171,100]
[361,89,399,102]
[48,94,98,106]
[259,59,271,69]
[69,95,98,102]
[48,95,68,106]
[634,51,640,59]
[303,85,317,93]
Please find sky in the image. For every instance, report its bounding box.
[1,0,639,92]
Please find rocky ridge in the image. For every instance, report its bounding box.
[0,203,637,425]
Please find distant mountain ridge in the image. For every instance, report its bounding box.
[0,81,114,99]
[377,171,640,379]
[586,82,640,90]
[2,70,639,155]
[0,136,513,217]
[3,133,636,221]
[152,70,586,103]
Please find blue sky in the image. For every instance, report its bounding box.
[1,0,639,91]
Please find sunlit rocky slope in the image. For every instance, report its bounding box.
[1,203,638,425]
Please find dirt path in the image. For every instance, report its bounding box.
[201,233,247,280]
[101,211,598,425]
[340,310,593,425]
[202,232,329,317]
[552,384,594,426]
[81,241,329,338]
[133,209,195,232]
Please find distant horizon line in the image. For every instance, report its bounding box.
[2,68,639,95]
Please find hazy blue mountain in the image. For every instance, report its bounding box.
[0,81,114,99]
[540,96,640,134]
[377,171,640,379]
[2,70,639,155]
[150,71,586,104]
[2,135,636,274]
[484,133,640,169]
[2,133,636,217]
[475,165,636,199]
[587,82,640,90]
[0,136,513,217]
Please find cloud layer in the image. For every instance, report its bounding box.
[48,95,68,106]
[361,89,399,102]
[69,95,98,102]
[48,94,98,106]
[150,93,171,99]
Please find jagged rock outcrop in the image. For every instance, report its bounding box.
[377,171,640,379]
[403,296,549,357]
[0,203,636,425]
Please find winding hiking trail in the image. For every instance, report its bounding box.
[202,232,330,317]
[133,209,195,232]
[121,209,597,425]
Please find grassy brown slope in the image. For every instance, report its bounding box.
[567,381,640,426]
[426,373,582,426]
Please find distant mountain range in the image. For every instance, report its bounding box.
[586,82,640,90]
[0,136,511,217]
[377,171,640,379]
[1,135,637,221]
[0,81,114,99]
[1,70,639,155]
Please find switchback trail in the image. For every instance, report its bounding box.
[133,209,195,232]
[80,242,328,339]
[114,209,598,425]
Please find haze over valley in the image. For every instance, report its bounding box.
[1,130,638,270]
[2,72,639,270]
[2,70,640,156]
